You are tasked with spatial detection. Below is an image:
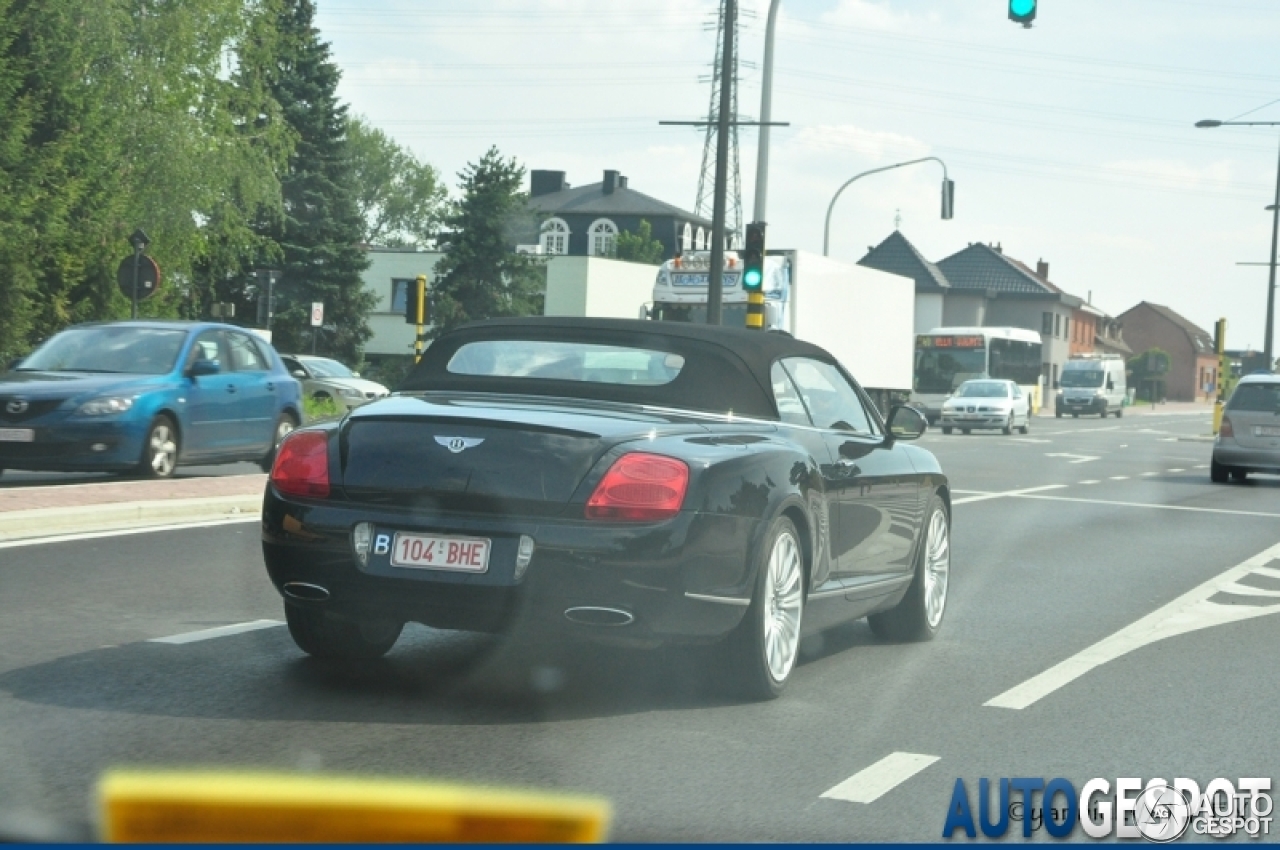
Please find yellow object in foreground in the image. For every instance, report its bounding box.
[99,770,611,843]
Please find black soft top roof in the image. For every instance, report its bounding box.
[399,317,843,419]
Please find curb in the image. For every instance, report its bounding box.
[0,495,262,543]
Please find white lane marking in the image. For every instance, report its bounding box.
[1168,468,1185,473]
[1079,480,1100,485]
[1010,438,1052,444]
[1141,472,1158,476]
[1045,452,1100,464]
[951,489,987,495]
[951,484,1067,505]
[986,539,1280,710]
[1194,464,1210,469]
[1109,476,1129,480]
[820,753,941,804]
[1012,493,1280,519]
[0,515,259,550]
[1255,566,1280,580]
[149,619,284,645]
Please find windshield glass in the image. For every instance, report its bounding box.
[447,340,685,386]
[1227,382,1280,412]
[956,381,1009,398]
[20,326,187,375]
[301,357,354,378]
[914,348,986,394]
[1061,369,1105,388]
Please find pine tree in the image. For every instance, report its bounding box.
[430,147,545,337]
[252,0,372,362]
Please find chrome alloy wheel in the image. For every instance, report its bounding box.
[148,423,178,476]
[762,529,804,682]
[922,507,950,630]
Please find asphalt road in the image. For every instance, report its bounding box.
[2,410,1279,841]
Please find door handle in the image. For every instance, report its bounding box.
[225,384,237,394]
[836,458,860,476]
[266,382,275,391]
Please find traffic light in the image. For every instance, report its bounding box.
[1008,0,1036,27]
[941,178,955,220]
[742,222,765,292]
[403,275,427,325]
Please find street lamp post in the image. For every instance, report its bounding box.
[128,229,151,320]
[1196,119,1280,368]
[823,157,951,257]
[752,0,782,223]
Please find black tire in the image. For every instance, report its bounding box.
[1210,459,1229,483]
[941,426,953,435]
[1055,409,1062,419]
[1018,412,1029,435]
[1072,413,1079,419]
[723,515,805,701]
[961,428,971,435]
[285,604,402,660]
[137,415,179,479]
[1115,408,1123,418]
[1231,469,1249,483]
[1002,414,1013,435]
[260,412,299,473]
[869,494,950,642]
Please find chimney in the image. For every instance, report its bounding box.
[994,242,1003,254]
[603,170,620,195]
[1036,259,1049,279]
[618,175,628,189]
[530,170,567,197]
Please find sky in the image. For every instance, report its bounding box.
[315,0,1280,350]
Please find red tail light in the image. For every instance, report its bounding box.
[586,452,689,521]
[270,430,330,498]
[1220,416,1234,439]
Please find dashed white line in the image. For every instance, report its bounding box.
[1109,476,1129,480]
[1079,480,1100,485]
[148,619,284,645]
[1167,468,1185,473]
[1012,493,1280,519]
[1194,464,1210,469]
[986,539,1280,710]
[820,753,941,804]
[1141,472,1158,477]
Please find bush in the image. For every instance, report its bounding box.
[303,395,343,423]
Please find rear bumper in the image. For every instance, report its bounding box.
[261,487,762,644]
[1212,443,1280,474]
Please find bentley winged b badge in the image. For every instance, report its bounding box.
[434,436,485,454]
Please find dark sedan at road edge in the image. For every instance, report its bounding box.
[262,318,950,699]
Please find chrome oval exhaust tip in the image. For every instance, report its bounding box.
[282,582,330,602]
[563,606,635,627]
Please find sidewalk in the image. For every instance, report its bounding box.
[0,474,265,543]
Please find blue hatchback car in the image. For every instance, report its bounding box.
[0,321,303,478]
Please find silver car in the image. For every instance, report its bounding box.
[280,354,389,413]
[939,378,1031,435]
[1212,373,1280,483]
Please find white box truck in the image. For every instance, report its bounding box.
[645,249,915,410]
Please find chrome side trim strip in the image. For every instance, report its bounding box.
[809,575,911,601]
[683,591,751,607]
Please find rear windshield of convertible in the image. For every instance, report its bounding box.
[447,341,686,387]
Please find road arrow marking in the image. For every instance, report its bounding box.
[1045,452,1100,464]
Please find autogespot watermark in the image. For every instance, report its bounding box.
[942,777,1273,841]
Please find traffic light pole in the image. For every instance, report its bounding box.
[414,275,427,363]
[822,157,949,256]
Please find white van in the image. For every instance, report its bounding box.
[1056,354,1127,418]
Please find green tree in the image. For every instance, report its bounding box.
[611,219,665,265]
[1128,347,1170,402]
[429,147,545,337]
[347,116,446,247]
[246,0,373,362]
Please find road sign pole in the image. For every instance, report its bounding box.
[131,246,141,320]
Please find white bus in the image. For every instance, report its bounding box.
[911,327,1044,422]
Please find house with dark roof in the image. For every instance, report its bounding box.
[1116,302,1219,401]
[520,169,716,261]
[857,230,951,333]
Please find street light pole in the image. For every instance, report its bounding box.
[706,0,736,325]
[752,0,781,223]
[823,157,949,257]
[1196,119,1280,368]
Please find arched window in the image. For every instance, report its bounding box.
[540,218,570,255]
[588,218,618,257]
[681,223,693,252]
[694,227,706,250]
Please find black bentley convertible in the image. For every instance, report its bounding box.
[262,318,950,698]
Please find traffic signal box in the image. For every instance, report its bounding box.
[743,222,766,330]
[1008,0,1036,26]
[404,275,428,362]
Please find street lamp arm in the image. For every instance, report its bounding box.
[823,157,948,257]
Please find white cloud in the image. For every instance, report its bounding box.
[788,124,930,162]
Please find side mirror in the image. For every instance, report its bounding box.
[189,358,221,377]
[885,405,927,441]
[291,369,307,379]
[1107,379,1115,390]
[637,303,652,321]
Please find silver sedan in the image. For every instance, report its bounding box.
[939,379,1031,435]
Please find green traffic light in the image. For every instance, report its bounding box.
[744,270,762,288]
[1010,0,1035,13]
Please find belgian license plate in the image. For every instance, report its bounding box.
[1255,425,1280,437]
[0,428,33,443]
[390,532,490,573]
